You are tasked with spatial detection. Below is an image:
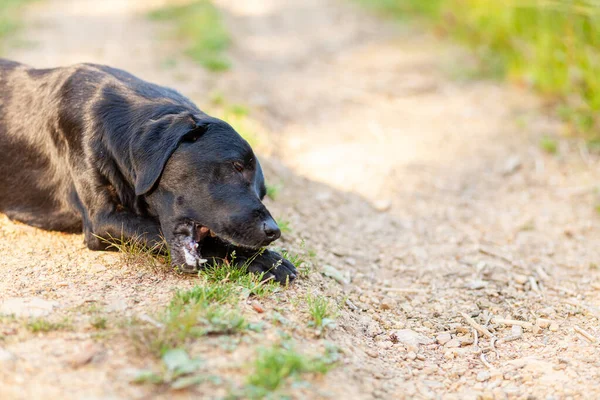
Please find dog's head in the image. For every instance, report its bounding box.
[132,112,280,249]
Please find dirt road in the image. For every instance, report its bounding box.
[1,0,600,399]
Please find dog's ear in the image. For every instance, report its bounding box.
[131,114,209,196]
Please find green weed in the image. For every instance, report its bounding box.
[241,343,336,398]
[27,318,70,333]
[306,294,336,335]
[133,348,212,389]
[131,278,258,356]
[91,317,108,330]
[280,250,312,279]
[276,219,292,234]
[266,183,283,200]
[540,136,558,154]
[149,0,231,72]
[199,256,280,298]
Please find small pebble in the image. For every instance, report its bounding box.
[251,301,265,313]
[0,348,16,363]
[537,318,552,328]
[407,351,417,360]
[514,274,528,285]
[380,298,394,310]
[377,341,393,349]
[549,323,559,332]
[436,332,452,345]
[373,199,392,212]
[68,342,101,368]
[476,370,491,382]
[538,306,556,317]
[444,338,461,348]
[366,349,379,358]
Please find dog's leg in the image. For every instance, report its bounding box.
[199,237,297,284]
[84,211,163,252]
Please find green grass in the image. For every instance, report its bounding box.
[99,233,171,272]
[206,92,262,147]
[149,0,231,72]
[242,344,336,398]
[91,317,108,330]
[266,183,283,200]
[0,0,36,52]
[199,256,280,298]
[356,0,600,141]
[132,282,249,356]
[26,318,70,333]
[306,294,336,335]
[133,348,209,389]
[276,219,292,234]
[540,135,559,154]
[131,257,280,356]
[280,250,312,279]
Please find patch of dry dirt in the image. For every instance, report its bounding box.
[1,0,600,399]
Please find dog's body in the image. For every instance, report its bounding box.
[0,59,296,283]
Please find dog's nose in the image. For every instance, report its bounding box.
[263,219,281,241]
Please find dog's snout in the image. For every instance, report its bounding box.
[263,218,281,241]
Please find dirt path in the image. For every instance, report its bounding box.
[2,0,600,399]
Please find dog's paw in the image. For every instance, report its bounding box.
[246,250,297,285]
[170,221,207,274]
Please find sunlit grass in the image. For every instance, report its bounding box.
[149,0,231,72]
[26,317,71,333]
[0,0,36,52]
[356,0,600,141]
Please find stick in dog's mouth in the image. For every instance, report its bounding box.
[171,221,216,272]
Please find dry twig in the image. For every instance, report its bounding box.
[478,247,513,265]
[529,277,541,294]
[574,326,598,343]
[376,287,428,293]
[460,312,494,338]
[491,317,533,330]
[480,353,493,369]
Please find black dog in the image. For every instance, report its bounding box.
[0,59,297,283]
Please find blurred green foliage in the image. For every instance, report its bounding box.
[357,0,600,141]
[0,0,35,51]
[149,0,231,72]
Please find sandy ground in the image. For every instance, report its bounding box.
[1,0,600,399]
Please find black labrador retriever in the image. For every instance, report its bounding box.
[0,59,297,283]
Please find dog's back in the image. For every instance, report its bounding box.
[0,60,81,230]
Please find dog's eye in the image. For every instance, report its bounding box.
[182,132,201,143]
[233,162,244,173]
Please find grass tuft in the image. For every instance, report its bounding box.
[130,255,280,357]
[242,343,336,397]
[149,0,231,72]
[133,348,210,389]
[540,136,558,154]
[306,294,336,335]
[276,219,292,234]
[91,317,108,330]
[99,233,171,272]
[266,183,283,200]
[26,318,70,333]
[199,256,280,298]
